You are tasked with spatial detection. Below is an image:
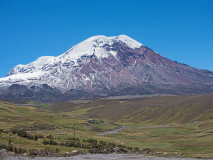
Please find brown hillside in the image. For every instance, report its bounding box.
[49,94,213,125]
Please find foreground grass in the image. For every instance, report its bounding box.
[1,95,213,158]
[105,123,213,158]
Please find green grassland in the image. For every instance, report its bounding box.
[1,94,213,158]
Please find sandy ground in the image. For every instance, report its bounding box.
[4,154,210,160]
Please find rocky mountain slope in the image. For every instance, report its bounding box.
[0,35,213,101]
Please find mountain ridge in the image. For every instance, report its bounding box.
[0,35,213,101]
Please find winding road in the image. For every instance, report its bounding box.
[97,125,175,136]
[97,126,126,135]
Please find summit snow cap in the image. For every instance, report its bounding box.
[59,35,143,62]
[86,34,143,49]
[5,35,143,77]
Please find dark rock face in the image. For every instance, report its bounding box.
[0,35,213,101]
[6,84,34,98]
[0,84,63,101]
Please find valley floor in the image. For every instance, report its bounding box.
[1,94,213,159]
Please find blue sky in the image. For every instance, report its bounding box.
[0,0,213,78]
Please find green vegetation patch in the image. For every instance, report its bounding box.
[1,94,213,158]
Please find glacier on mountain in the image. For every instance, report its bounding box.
[0,35,143,89]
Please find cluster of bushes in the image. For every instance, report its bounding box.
[67,137,79,141]
[42,137,139,152]
[0,143,61,156]
[0,129,4,133]
[82,139,117,150]
[9,127,141,154]
[0,144,26,154]
[0,139,61,156]
[42,137,90,149]
[42,139,58,145]
[28,148,60,156]
[42,134,58,145]
[61,141,91,149]
[12,129,44,141]
[0,133,142,156]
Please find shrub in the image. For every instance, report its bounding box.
[15,147,27,154]
[117,144,126,148]
[0,144,26,154]
[27,134,34,140]
[8,140,12,145]
[0,144,9,150]
[42,139,57,145]
[17,130,27,138]
[0,144,13,152]
[29,149,38,156]
[46,134,53,139]
[127,147,133,150]
[7,145,14,152]
[34,135,38,141]
[109,142,116,148]
[12,129,18,134]
[76,137,80,141]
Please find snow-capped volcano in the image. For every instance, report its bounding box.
[0,35,213,101]
[6,35,142,77]
[2,35,143,91]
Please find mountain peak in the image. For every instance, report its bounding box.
[85,35,143,49]
[59,35,142,63]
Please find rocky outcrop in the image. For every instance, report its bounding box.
[0,149,15,159]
